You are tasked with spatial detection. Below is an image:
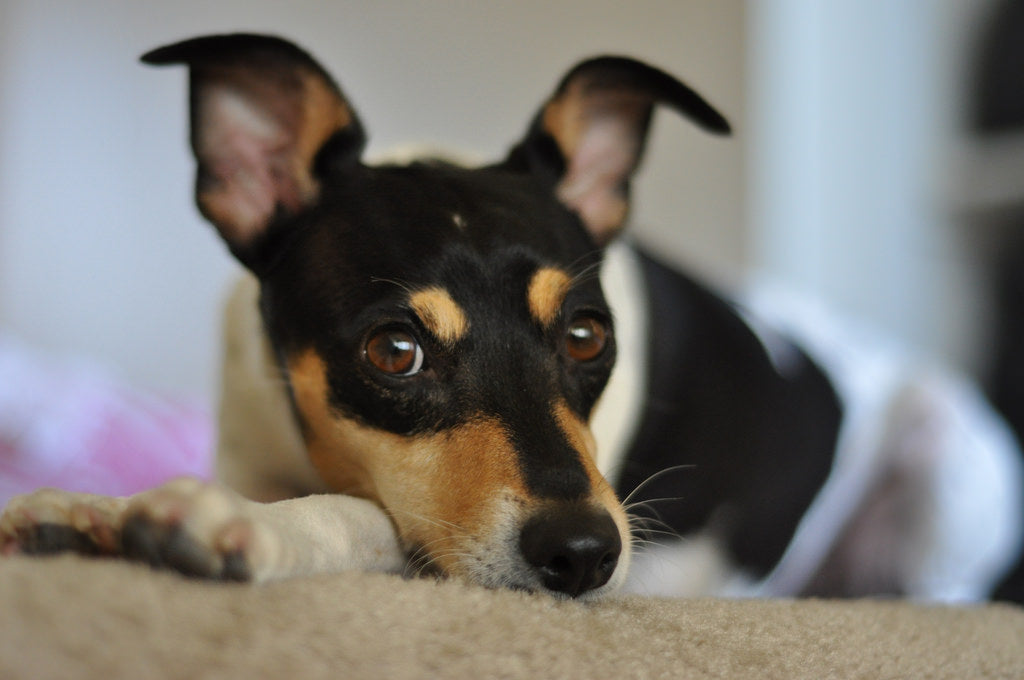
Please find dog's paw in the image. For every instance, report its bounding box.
[1,488,127,557]
[2,480,400,582]
[1,480,271,582]
[117,478,263,581]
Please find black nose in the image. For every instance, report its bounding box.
[519,505,622,597]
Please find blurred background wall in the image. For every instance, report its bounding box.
[0,0,1013,406]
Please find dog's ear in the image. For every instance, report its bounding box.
[505,56,730,246]
[142,34,364,268]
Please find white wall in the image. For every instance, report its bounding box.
[0,0,745,402]
[747,0,997,371]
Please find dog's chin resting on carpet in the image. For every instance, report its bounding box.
[1,554,1023,680]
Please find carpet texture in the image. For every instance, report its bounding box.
[1,554,1022,679]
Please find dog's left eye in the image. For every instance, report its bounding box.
[365,328,425,376]
[565,315,609,362]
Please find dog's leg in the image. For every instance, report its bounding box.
[803,379,1023,600]
[0,479,404,581]
[215,273,333,502]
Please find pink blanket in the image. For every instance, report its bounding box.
[0,336,213,507]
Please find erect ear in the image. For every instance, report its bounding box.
[142,34,365,269]
[505,56,730,246]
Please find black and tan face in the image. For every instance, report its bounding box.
[262,163,629,594]
[143,34,728,597]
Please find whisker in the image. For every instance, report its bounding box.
[568,260,604,289]
[628,537,674,554]
[406,545,476,580]
[631,525,684,543]
[624,509,688,557]
[625,498,686,545]
[410,534,464,555]
[626,498,674,522]
[389,507,465,533]
[386,508,475,580]
[565,249,604,278]
[623,495,688,513]
[369,276,417,295]
[628,519,680,543]
[620,464,696,506]
[406,540,455,578]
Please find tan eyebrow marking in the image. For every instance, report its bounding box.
[527,267,572,327]
[409,287,470,346]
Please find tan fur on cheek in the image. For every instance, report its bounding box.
[528,268,572,327]
[284,348,527,570]
[369,419,528,572]
[286,350,378,500]
[287,350,629,582]
[424,420,527,522]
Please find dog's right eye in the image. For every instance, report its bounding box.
[365,328,425,376]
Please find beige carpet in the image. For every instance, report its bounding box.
[1,554,1022,679]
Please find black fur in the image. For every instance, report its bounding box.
[615,251,842,578]
[253,161,613,498]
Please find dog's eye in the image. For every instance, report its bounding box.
[365,329,425,376]
[565,315,608,362]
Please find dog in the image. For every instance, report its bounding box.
[2,33,1022,601]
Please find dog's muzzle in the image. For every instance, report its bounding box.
[518,504,622,597]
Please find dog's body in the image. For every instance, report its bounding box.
[2,34,1022,601]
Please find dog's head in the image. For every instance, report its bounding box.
[144,35,728,597]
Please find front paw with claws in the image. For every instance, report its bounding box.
[1,479,264,581]
[117,478,259,580]
[1,488,127,557]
